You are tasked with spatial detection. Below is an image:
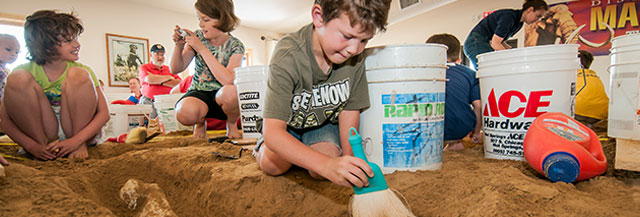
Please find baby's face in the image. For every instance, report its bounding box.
[0,39,20,65]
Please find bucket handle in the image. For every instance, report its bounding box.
[607,61,640,74]
[139,108,152,125]
[368,78,448,84]
[366,64,448,71]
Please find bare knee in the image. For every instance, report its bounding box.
[256,145,290,176]
[176,107,199,125]
[64,67,93,87]
[309,142,340,158]
[216,85,238,109]
[176,99,205,126]
[5,70,36,91]
[260,163,288,176]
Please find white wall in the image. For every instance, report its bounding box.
[370,0,612,95]
[0,0,279,94]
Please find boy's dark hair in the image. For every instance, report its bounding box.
[195,0,239,33]
[523,0,548,11]
[426,33,461,62]
[578,50,594,69]
[24,10,83,65]
[314,0,392,34]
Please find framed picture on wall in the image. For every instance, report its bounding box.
[105,33,149,87]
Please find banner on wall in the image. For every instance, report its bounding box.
[525,0,639,56]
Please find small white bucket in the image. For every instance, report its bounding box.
[104,104,153,139]
[154,94,191,133]
[477,44,579,160]
[608,33,640,140]
[234,65,269,139]
[360,44,447,174]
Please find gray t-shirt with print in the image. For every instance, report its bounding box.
[264,24,370,130]
[189,30,245,91]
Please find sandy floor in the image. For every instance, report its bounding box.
[0,131,638,217]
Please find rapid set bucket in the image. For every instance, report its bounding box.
[234,65,269,139]
[608,33,640,140]
[477,44,579,160]
[360,44,447,174]
[154,94,191,133]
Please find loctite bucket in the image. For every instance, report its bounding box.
[234,65,269,139]
[523,112,607,183]
[360,44,447,174]
[608,33,640,140]
[477,44,579,160]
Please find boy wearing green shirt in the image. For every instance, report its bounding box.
[254,0,391,188]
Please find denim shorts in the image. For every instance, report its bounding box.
[463,32,494,69]
[256,123,342,155]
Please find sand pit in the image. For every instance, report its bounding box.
[0,132,638,217]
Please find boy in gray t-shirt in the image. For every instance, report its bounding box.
[254,0,392,188]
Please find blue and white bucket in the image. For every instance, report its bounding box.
[360,44,447,174]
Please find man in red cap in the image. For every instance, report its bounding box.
[138,44,181,118]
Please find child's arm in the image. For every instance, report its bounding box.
[491,34,509,50]
[47,87,110,157]
[170,26,195,74]
[470,99,482,143]
[180,29,241,85]
[263,118,373,187]
[0,103,56,160]
[338,110,361,156]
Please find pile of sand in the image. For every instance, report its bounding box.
[0,134,638,216]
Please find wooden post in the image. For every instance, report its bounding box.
[615,138,640,172]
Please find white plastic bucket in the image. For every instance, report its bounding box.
[234,65,269,139]
[608,33,640,140]
[154,94,191,133]
[104,104,153,139]
[360,44,447,174]
[477,44,579,160]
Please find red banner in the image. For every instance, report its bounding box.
[525,0,639,55]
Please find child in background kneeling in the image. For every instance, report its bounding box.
[426,33,482,151]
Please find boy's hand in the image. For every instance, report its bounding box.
[47,139,82,158]
[470,129,482,143]
[26,143,56,160]
[172,25,186,46]
[320,156,374,188]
